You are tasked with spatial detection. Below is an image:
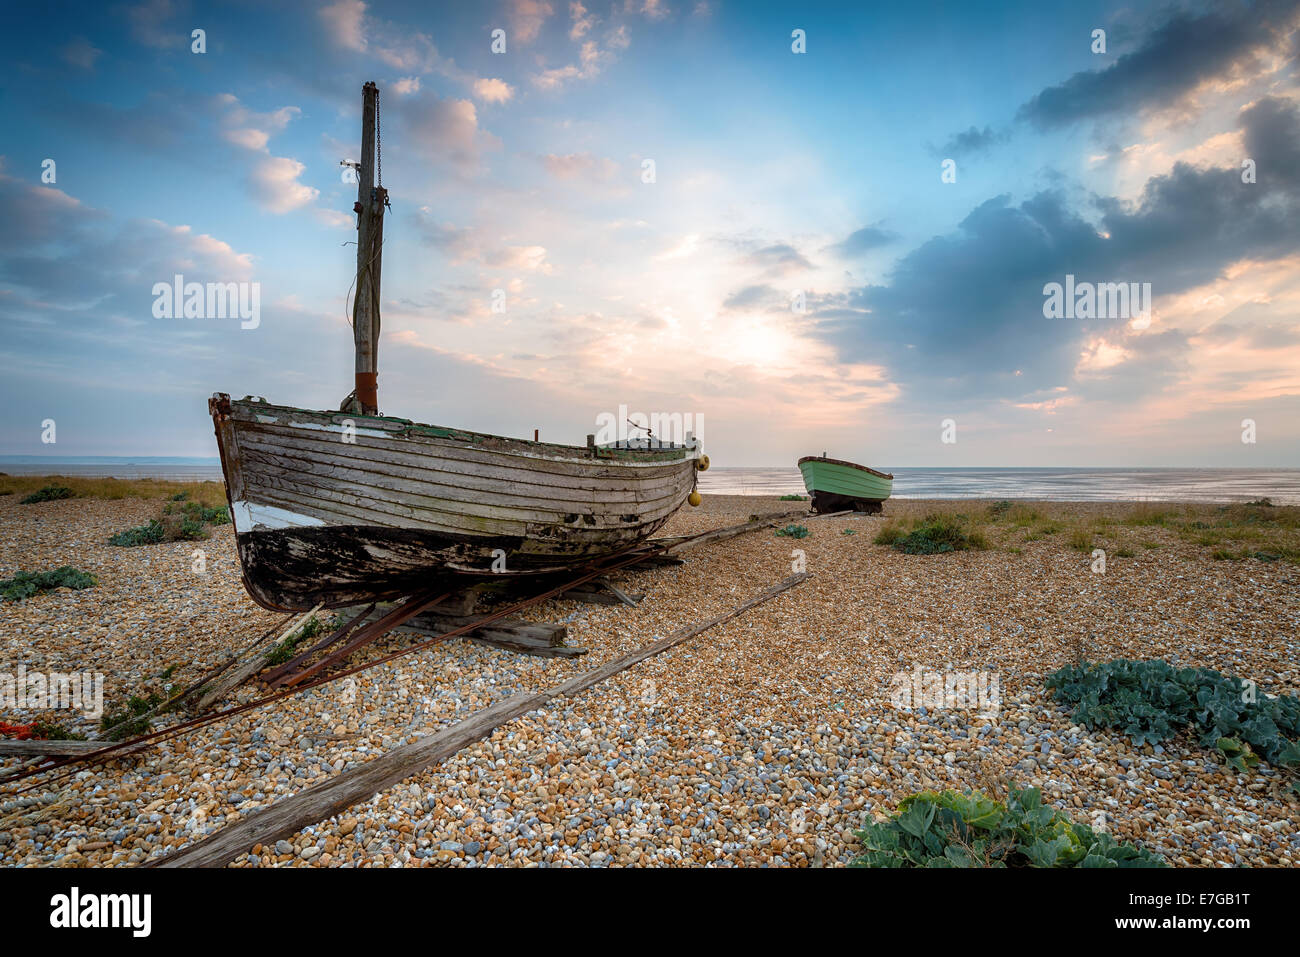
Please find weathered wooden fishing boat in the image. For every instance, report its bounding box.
[211,396,701,610]
[210,83,704,612]
[798,455,892,514]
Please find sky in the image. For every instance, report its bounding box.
[1,0,1298,467]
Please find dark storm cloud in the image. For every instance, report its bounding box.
[1241,94,1300,187]
[812,96,1300,403]
[1018,0,1300,129]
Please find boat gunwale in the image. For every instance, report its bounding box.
[218,393,698,464]
[797,455,894,481]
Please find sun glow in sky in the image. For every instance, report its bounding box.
[1,0,1299,467]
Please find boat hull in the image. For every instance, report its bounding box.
[798,456,893,514]
[211,394,700,610]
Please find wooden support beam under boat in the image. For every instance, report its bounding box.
[149,573,808,868]
[341,604,583,658]
[595,576,640,607]
[561,586,646,606]
[272,587,451,688]
[192,605,323,712]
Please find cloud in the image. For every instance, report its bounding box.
[486,245,550,271]
[472,77,514,103]
[541,151,619,180]
[319,0,438,71]
[721,284,781,311]
[61,37,103,70]
[1199,316,1300,350]
[627,0,670,19]
[211,95,318,213]
[392,76,421,96]
[743,243,813,275]
[0,160,103,253]
[813,94,1300,404]
[216,96,301,152]
[532,26,629,89]
[249,157,320,213]
[509,0,555,45]
[655,233,699,261]
[1018,2,1300,129]
[932,125,1010,158]
[827,224,896,258]
[412,210,550,272]
[320,0,367,52]
[397,90,498,170]
[1241,94,1300,188]
[569,1,595,40]
[0,168,254,316]
[126,0,181,49]
[45,91,198,154]
[313,208,355,229]
[413,215,480,261]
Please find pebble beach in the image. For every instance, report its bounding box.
[2,490,1298,867]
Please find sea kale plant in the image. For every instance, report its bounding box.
[0,566,97,602]
[109,500,230,546]
[1046,659,1300,789]
[19,484,75,504]
[852,784,1164,868]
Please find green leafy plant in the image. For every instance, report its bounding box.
[775,524,809,539]
[1,566,97,602]
[164,500,229,525]
[100,690,168,740]
[852,784,1164,867]
[19,484,75,504]
[176,517,210,540]
[1045,659,1300,789]
[108,519,166,547]
[778,494,807,501]
[265,615,326,666]
[111,500,227,546]
[29,719,87,741]
[875,514,986,554]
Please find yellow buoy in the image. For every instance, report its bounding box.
[688,490,702,507]
[695,454,710,471]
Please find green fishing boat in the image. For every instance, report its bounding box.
[798,455,893,514]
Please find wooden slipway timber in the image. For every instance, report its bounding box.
[211,394,702,612]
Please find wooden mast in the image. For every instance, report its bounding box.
[352,81,386,416]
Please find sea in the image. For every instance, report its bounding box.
[697,467,1300,504]
[3,457,1299,504]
